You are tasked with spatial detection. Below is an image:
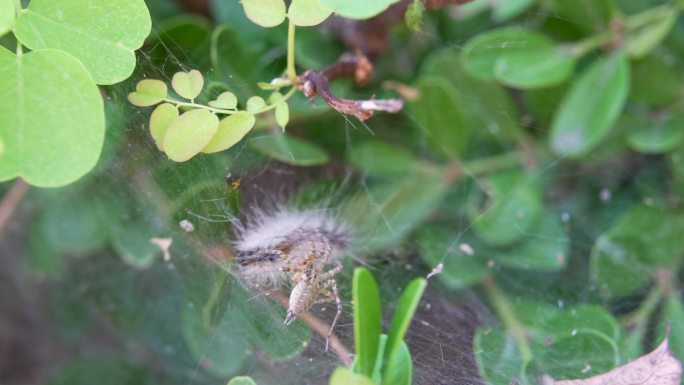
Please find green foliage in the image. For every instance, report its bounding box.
[337,268,426,385]
[226,377,257,385]
[1,0,150,187]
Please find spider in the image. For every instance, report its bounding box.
[234,208,348,349]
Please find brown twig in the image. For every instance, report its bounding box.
[269,291,353,367]
[298,53,404,121]
[0,179,30,236]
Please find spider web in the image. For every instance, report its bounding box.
[1,1,676,385]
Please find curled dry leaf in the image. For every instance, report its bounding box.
[555,337,682,385]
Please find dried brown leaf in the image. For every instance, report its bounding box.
[555,337,682,385]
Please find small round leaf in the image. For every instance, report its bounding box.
[149,103,179,151]
[128,79,168,107]
[241,0,286,27]
[246,96,266,112]
[275,102,289,129]
[208,91,238,109]
[172,70,204,100]
[288,0,332,27]
[162,109,219,162]
[202,112,256,153]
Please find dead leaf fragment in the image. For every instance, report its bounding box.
[150,237,173,262]
[555,337,682,385]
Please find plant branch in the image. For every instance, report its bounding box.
[481,276,533,364]
[0,179,30,236]
[269,291,353,367]
[287,20,297,84]
[298,53,404,121]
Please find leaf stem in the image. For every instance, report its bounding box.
[287,20,297,84]
[481,276,533,364]
[164,86,298,116]
[463,152,524,176]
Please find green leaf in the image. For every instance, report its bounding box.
[171,70,204,100]
[288,0,332,27]
[202,112,256,153]
[352,267,382,378]
[462,28,551,81]
[549,52,630,158]
[162,109,219,162]
[0,0,14,37]
[241,0,286,27]
[182,295,251,377]
[410,76,469,159]
[246,96,266,112]
[538,331,618,380]
[474,327,527,385]
[343,172,447,252]
[14,0,151,85]
[491,213,569,271]
[149,103,179,151]
[227,376,257,385]
[626,6,678,59]
[319,0,401,19]
[208,91,238,109]
[0,48,104,187]
[494,44,575,89]
[550,0,615,34]
[248,134,329,166]
[470,170,543,247]
[591,233,652,297]
[347,141,420,178]
[625,115,684,154]
[382,278,425,385]
[658,295,684,365]
[48,357,156,385]
[492,0,535,22]
[128,79,168,107]
[275,102,289,129]
[382,340,413,385]
[329,367,375,385]
[416,226,489,289]
[629,54,682,107]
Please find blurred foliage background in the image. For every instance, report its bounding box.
[2,0,684,384]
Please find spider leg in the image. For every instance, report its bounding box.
[319,260,343,281]
[324,278,342,352]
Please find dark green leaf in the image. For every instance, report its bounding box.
[549,52,630,158]
[625,115,684,154]
[248,134,329,166]
[410,76,469,159]
[347,141,420,178]
[474,327,527,385]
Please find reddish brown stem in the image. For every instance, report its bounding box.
[0,180,29,236]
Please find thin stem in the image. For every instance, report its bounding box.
[164,86,298,116]
[481,276,533,364]
[625,286,663,329]
[463,152,523,176]
[0,179,30,236]
[287,20,297,84]
[203,269,228,331]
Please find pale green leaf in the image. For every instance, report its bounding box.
[246,96,266,112]
[208,91,238,109]
[14,0,151,85]
[0,0,14,37]
[319,0,401,19]
[149,103,179,151]
[202,112,256,153]
[162,109,219,162]
[172,70,204,100]
[405,0,424,33]
[275,102,289,129]
[626,6,678,59]
[329,368,375,385]
[128,79,168,107]
[241,0,286,27]
[226,376,257,385]
[288,0,332,27]
[0,48,104,187]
